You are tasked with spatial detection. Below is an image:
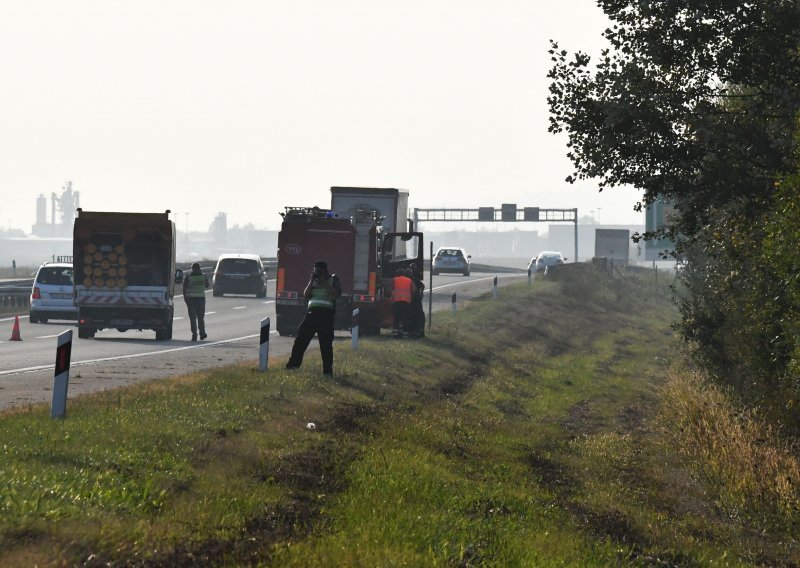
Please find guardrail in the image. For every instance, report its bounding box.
[0,284,31,307]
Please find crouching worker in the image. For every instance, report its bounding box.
[392,268,414,338]
[286,260,342,376]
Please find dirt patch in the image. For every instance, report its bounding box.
[525,449,576,494]
[560,399,605,438]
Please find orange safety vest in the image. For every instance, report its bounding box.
[392,276,413,303]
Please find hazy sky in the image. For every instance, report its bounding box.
[0,1,642,233]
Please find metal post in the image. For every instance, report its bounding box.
[451,291,457,315]
[492,276,498,299]
[51,330,73,419]
[428,241,433,330]
[573,208,579,263]
[258,317,270,372]
[351,308,360,350]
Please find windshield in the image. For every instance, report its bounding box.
[538,255,562,265]
[436,249,464,258]
[37,267,74,286]
[218,258,260,273]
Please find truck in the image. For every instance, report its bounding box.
[330,187,410,233]
[594,228,631,265]
[73,209,181,340]
[275,188,423,337]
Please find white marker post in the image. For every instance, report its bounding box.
[492,276,498,299]
[351,308,360,350]
[451,291,457,315]
[51,330,72,419]
[258,317,270,372]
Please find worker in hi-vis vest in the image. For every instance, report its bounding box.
[391,267,414,338]
[183,262,210,341]
[286,260,342,376]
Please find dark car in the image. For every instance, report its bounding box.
[212,254,268,297]
[528,251,566,276]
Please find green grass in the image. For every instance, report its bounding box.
[1,267,796,566]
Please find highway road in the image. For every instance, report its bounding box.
[0,270,527,411]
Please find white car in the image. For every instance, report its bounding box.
[29,262,79,323]
[431,247,471,276]
[528,251,566,275]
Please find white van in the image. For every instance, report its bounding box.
[29,262,79,323]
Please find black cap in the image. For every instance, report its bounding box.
[313,260,328,270]
[192,262,201,271]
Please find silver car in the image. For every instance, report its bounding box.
[29,262,79,323]
[432,247,471,276]
[528,251,566,275]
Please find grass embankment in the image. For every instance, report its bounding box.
[2,267,799,566]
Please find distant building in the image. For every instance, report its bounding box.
[31,181,80,238]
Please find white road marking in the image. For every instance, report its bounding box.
[429,274,523,292]
[233,306,246,310]
[0,331,279,376]
[173,316,184,321]
[205,311,216,315]
[0,315,29,323]
[35,334,63,339]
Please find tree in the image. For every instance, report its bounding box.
[548,0,800,241]
[548,1,800,422]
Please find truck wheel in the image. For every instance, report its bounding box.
[78,327,96,339]
[29,314,38,324]
[155,321,173,341]
[213,289,222,297]
[277,324,294,337]
[359,324,380,336]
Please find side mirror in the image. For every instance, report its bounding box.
[563,257,568,262]
[467,255,472,259]
[175,269,184,284]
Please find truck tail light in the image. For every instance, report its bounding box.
[277,268,285,293]
[32,287,41,300]
[277,291,298,299]
[355,294,374,302]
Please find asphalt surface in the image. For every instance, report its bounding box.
[0,269,528,412]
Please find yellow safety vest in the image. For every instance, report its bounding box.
[186,274,207,298]
[308,284,336,310]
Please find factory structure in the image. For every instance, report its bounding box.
[31,181,80,238]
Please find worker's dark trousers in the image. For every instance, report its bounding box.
[185,297,206,336]
[392,302,410,335]
[286,308,335,374]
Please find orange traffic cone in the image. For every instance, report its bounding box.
[9,315,22,341]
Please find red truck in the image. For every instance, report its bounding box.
[275,202,423,337]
